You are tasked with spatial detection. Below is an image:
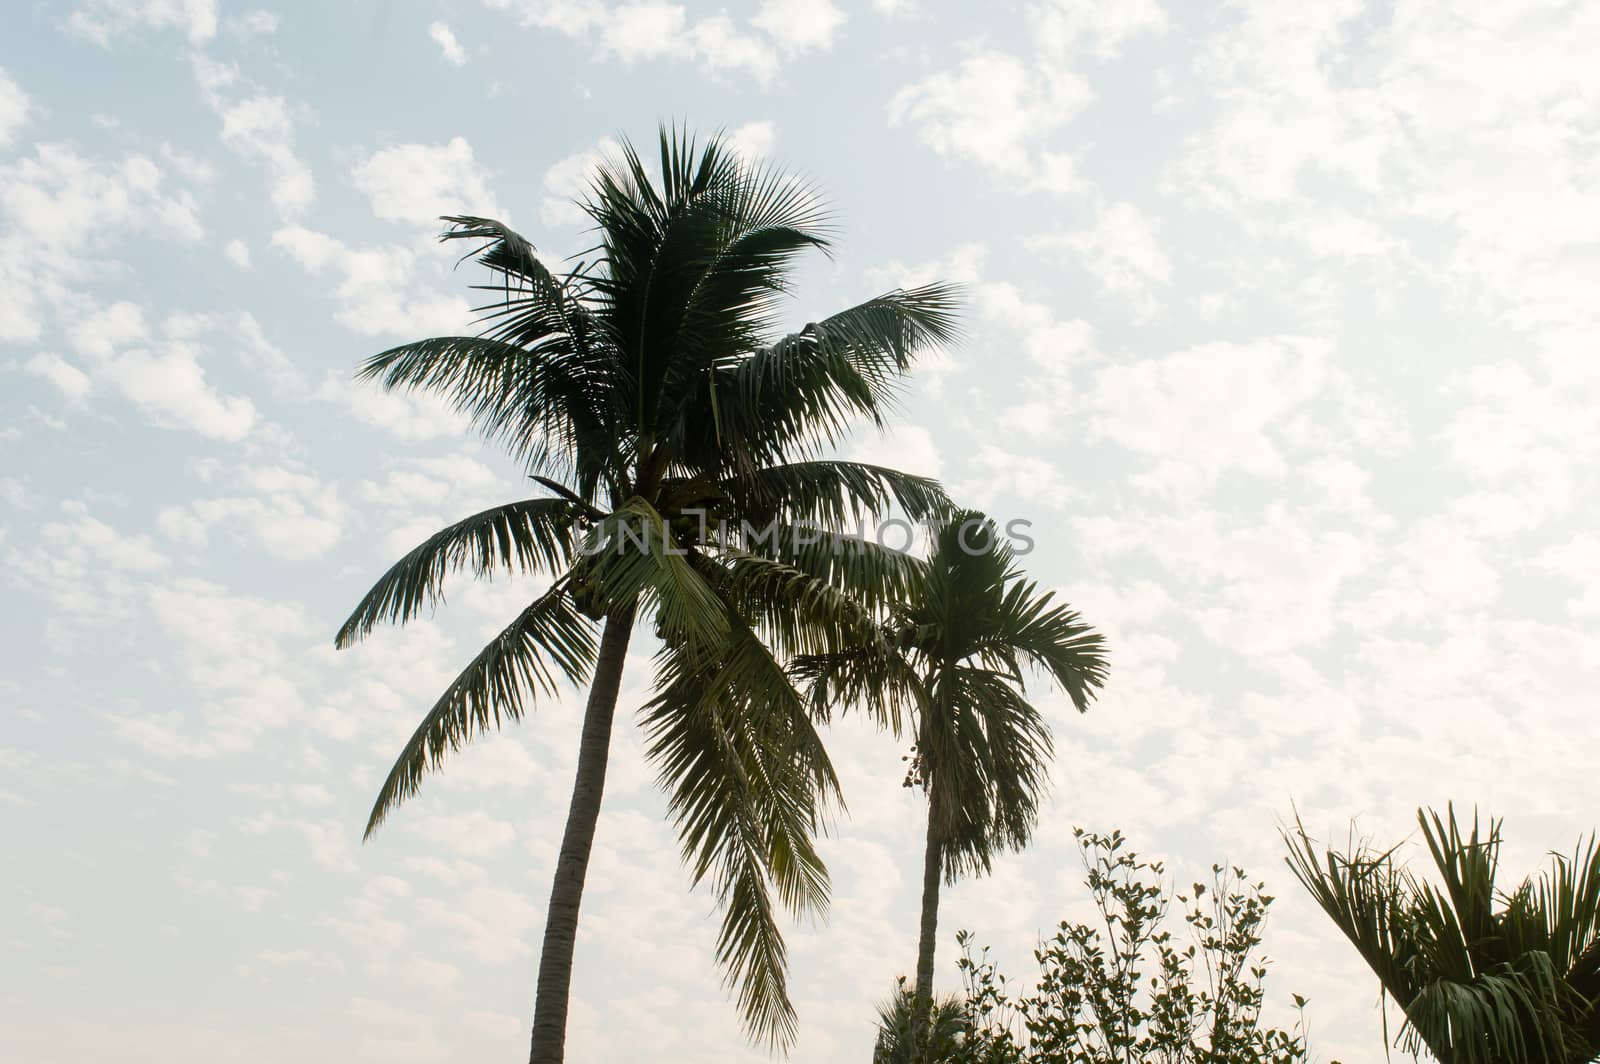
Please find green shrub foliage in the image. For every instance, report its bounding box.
[876,829,1314,1064]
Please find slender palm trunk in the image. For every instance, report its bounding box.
[528,604,636,1064]
[911,787,943,1055]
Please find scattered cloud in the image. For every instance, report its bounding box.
[1030,200,1172,312]
[351,137,498,225]
[66,0,219,46]
[65,302,257,440]
[752,0,846,54]
[0,143,203,341]
[486,0,847,82]
[271,225,471,336]
[0,68,29,147]
[540,136,618,226]
[157,463,345,560]
[428,21,467,65]
[889,0,1166,190]
[191,56,315,218]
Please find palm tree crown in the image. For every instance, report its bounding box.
[334,127,961,1058]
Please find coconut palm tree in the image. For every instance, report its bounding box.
[794,512,1107,1051]
[1285,805,1600,1063]
[333,128,960,1064]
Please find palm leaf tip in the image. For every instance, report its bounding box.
[362,584,598,839]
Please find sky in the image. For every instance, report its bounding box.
[3,0,1600,1061]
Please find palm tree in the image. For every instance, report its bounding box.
[873,983,998,1064]
[1285,805,1600,1063]
[333,128,961,1063]
[794,512,1107,1051]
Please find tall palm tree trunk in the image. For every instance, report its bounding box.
[528,603,636,1064]
[911,788,944,1054]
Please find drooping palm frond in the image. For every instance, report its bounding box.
[929,666,1054,879]
[363,581,598,838]
[335,497,579,648]
[789,641,927,735]
[642,625,836,1049]
[357,334,604,486]
[705,549,884,660]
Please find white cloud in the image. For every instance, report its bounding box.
[752,0,846,54]
[488,0,785,82]
[889,1,1165,188]
[5,502,168,635]
[223,238,250,267]
[65,303,257,440]
[271,225,471,336]
[541,137,618,226]
[1537,535,1600,617]
[1029,0,1168,60]
[1084,336,1329,491]
[848,424,940,479]
[0,68,29,147]
[216,95,314,216]
[351,137,498,225]
[0,144,203,341]
[157,464,345,560]
[890,52,1085,177]
[236,311,307,396]
[223,9,278,37]
[415,810,517,857]
[724,120,775,160]
[1076,505,1375,656]
[1030,201,1172,311]
[428,21,467,65]
[67,0,218,46]
[23,353,91,401]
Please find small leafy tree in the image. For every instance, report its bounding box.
[881,829,1314,1064]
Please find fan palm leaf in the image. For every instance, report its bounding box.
[1285,805,1600,1063]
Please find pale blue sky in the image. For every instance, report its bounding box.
[5,1,1600,1061]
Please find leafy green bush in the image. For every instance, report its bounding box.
[876,829,1315,1064]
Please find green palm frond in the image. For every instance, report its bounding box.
[642,625,835,1048]
[336,497,578,648]
[789,642,926,735]
[1285,806,1600,1063]
[723,285,963,465]
[364,581,598,838]
[979,579,1108,712]
[749,521,931,610]
[796,506,1106,881]
[357,334,601,482]
[706,549,884,659]
[726,460,950,526]
[927,666,1053,878]
[579,497,729,654]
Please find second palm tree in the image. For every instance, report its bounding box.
[797,511,1108,1052]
